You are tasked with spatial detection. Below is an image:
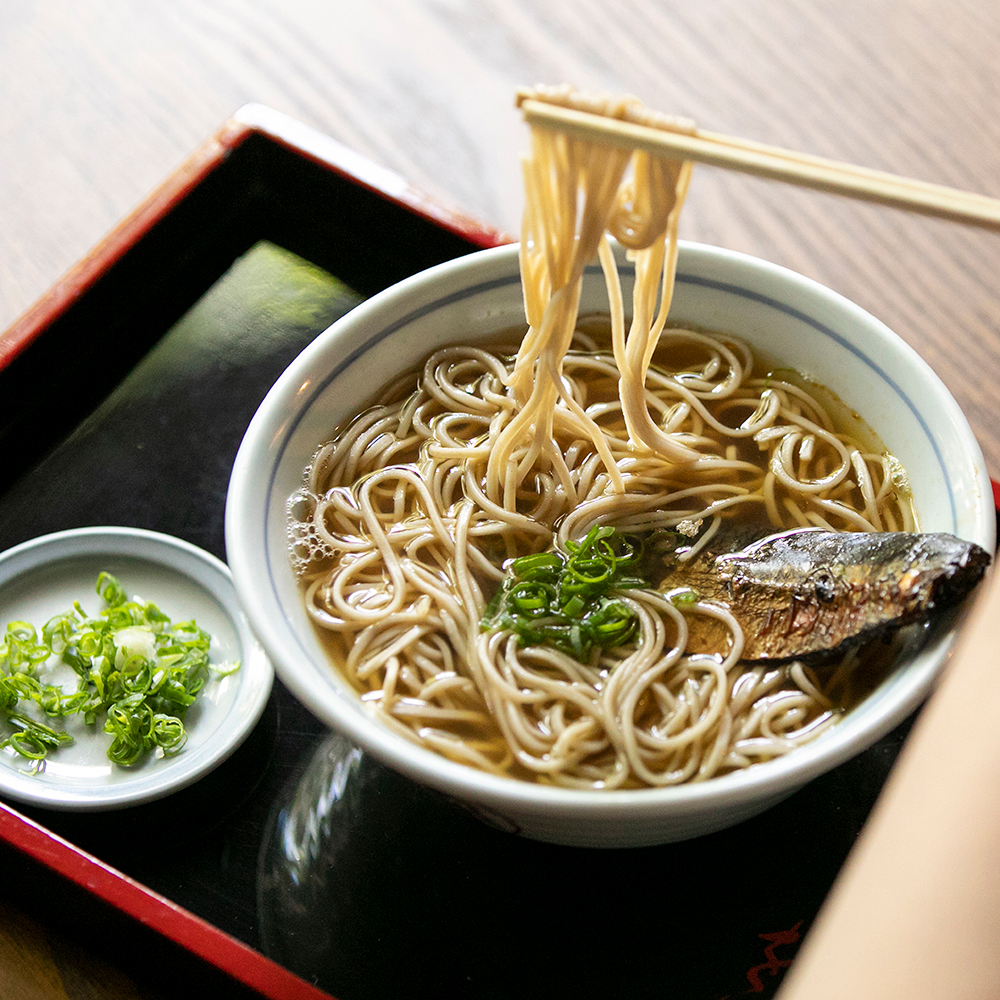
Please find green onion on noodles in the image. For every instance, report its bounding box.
[481,526,649,661]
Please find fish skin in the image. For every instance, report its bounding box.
[679,527,991,661]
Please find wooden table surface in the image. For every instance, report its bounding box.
[2,1,1000,997]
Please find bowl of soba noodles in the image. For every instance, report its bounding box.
[226,236,993,847]
[229,76,993,849]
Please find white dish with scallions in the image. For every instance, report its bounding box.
[0,527,272,810]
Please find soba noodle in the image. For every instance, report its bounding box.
[287,87,915,789]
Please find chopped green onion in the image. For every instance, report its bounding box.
[481,525,649,662]
[0,573,238,767]
[668,587,700,607]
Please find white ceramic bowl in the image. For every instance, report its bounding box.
[226,241,994,848]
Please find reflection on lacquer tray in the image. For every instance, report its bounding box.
[256,724,911,1000]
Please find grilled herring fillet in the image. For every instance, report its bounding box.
[681,528,991,661]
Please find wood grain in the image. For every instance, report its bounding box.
[2,1,1000,995]
[3,1,1000,477]
[0,897,156,1000]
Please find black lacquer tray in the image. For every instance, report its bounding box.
[0,105,917,1000]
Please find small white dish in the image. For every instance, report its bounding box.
[0,527,272,810]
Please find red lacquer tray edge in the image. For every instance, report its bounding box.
[0,801,331,999]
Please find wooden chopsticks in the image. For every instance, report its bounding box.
[519,97,1000,231]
